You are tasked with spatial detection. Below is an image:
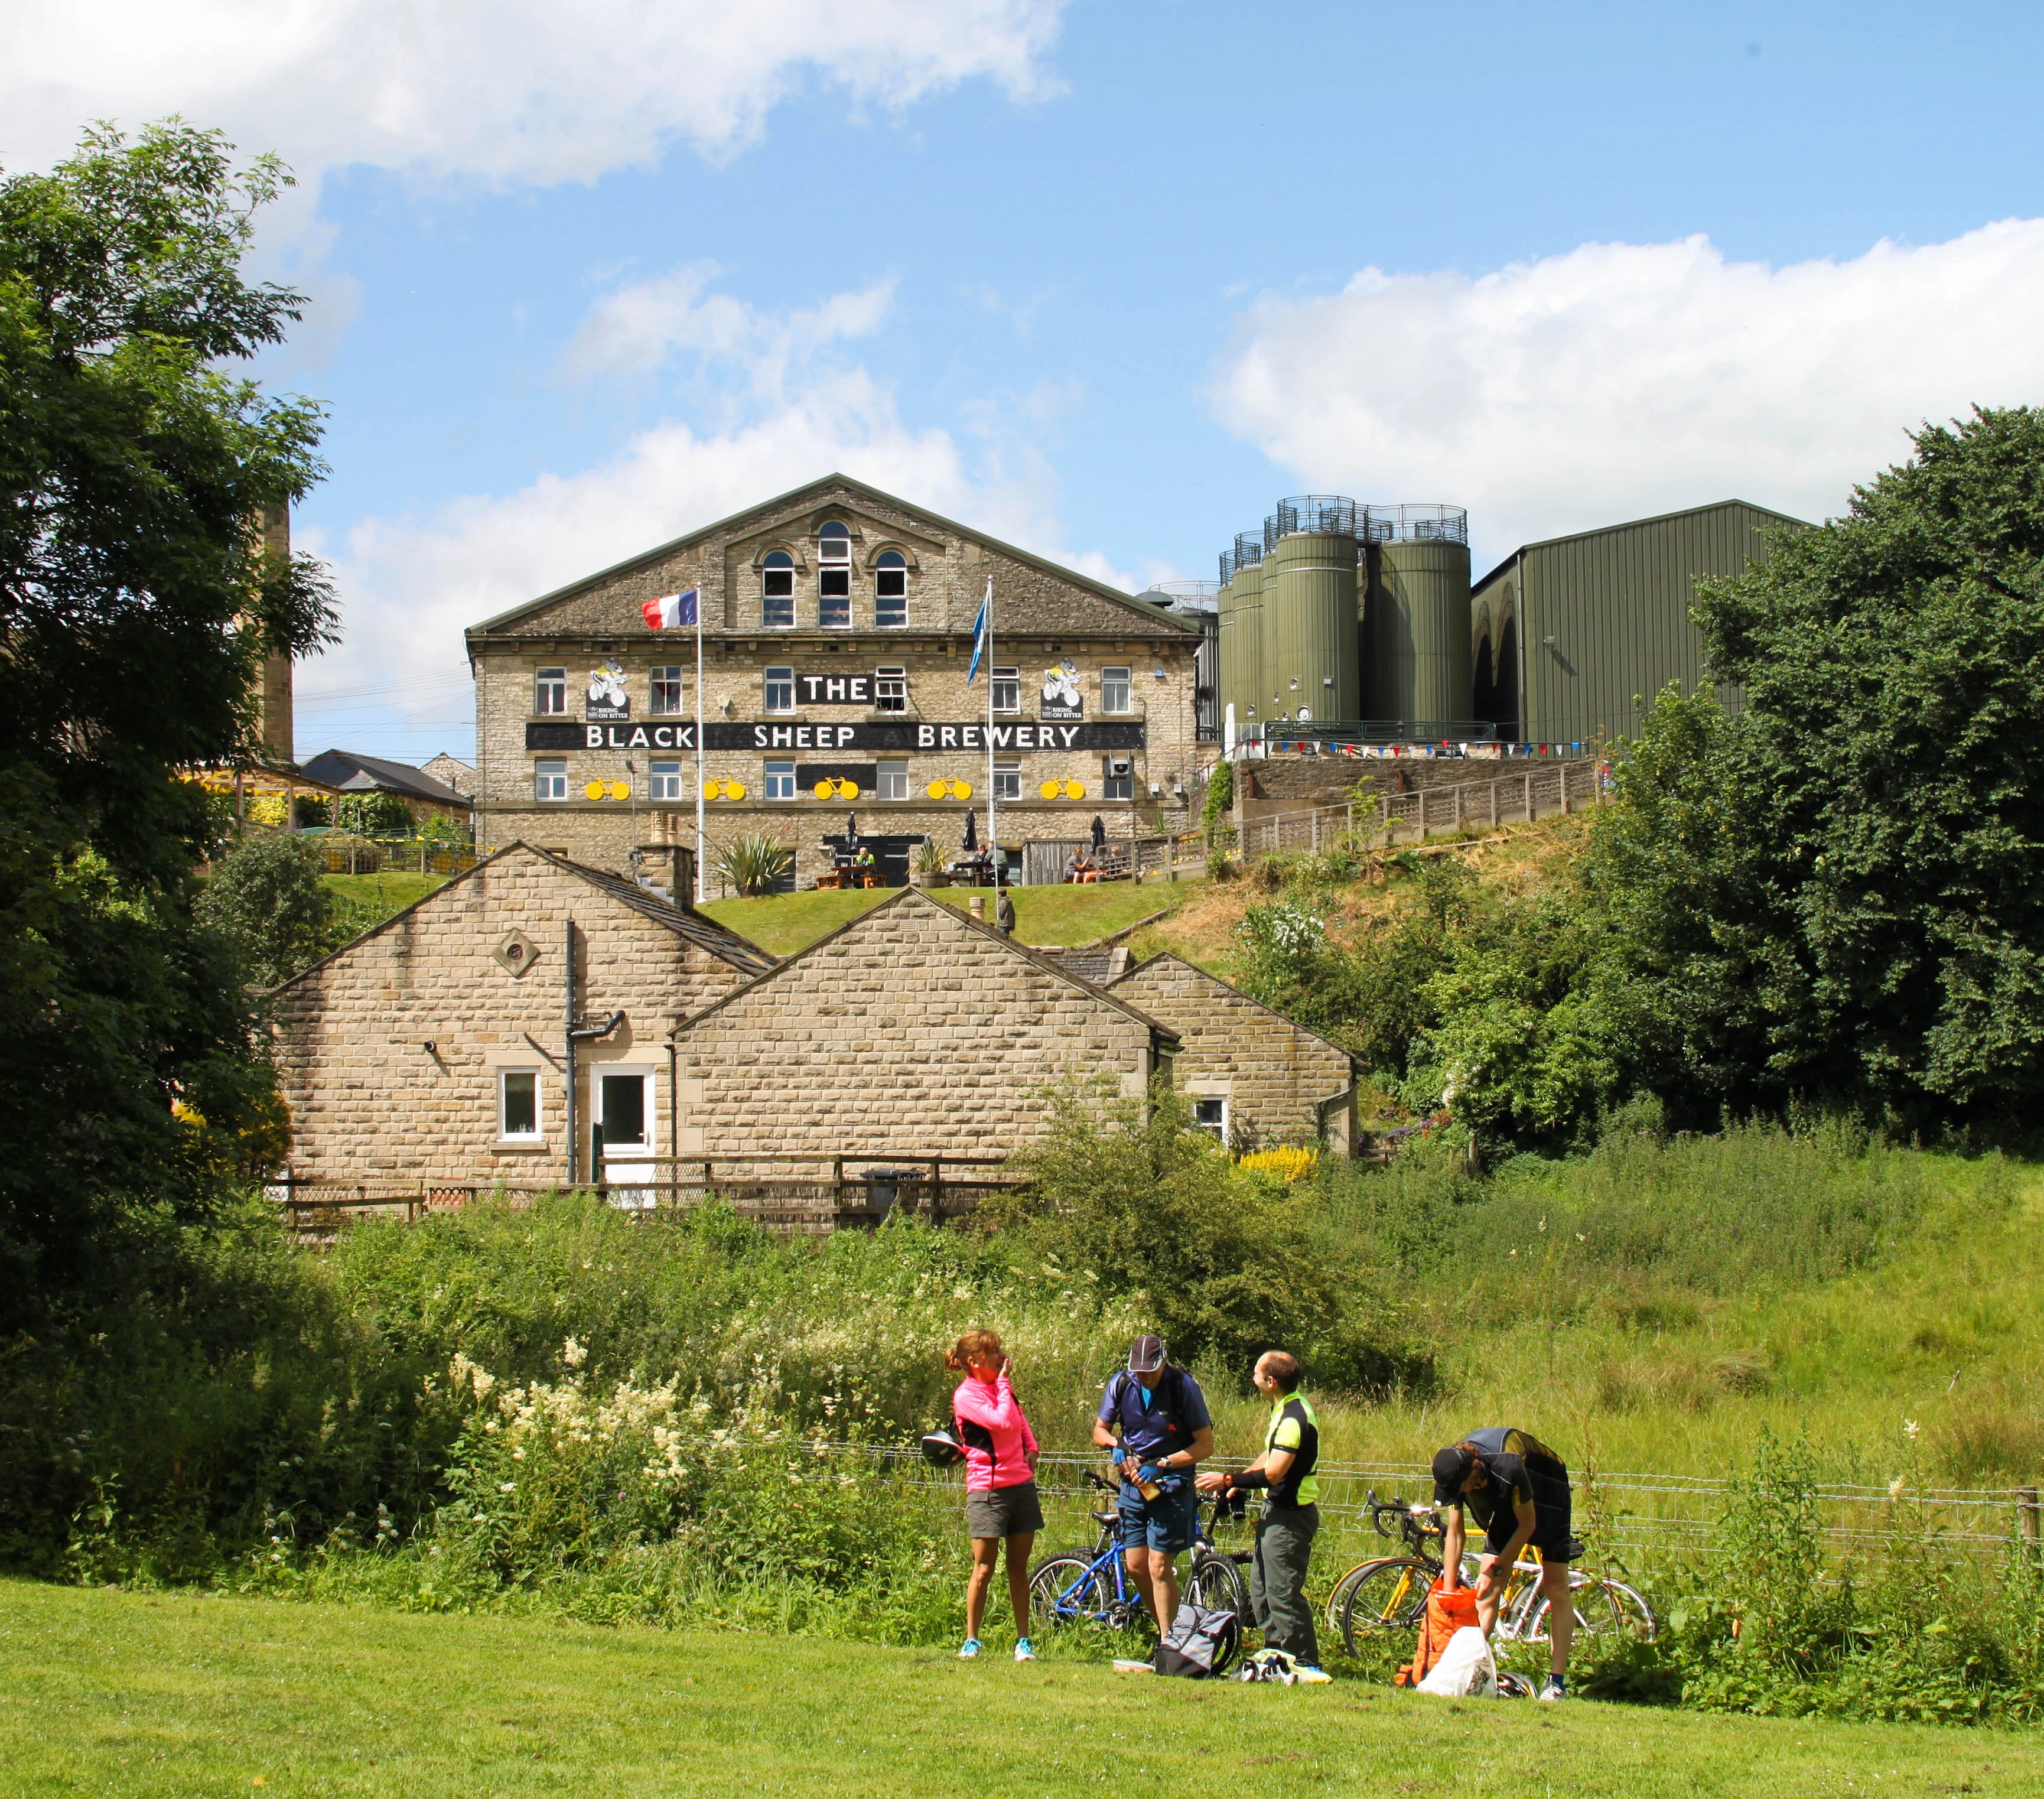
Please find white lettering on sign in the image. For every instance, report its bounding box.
[827,678,845,701]
[917,726,935,747]
[629,727,649,747]
[939,726,956,747]
[851,676,870,701]
[837,726,855,746]
[586,726,604,747]
[1061,727,1079,747]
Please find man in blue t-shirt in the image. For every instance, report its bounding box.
[1092,1335,1215,1632]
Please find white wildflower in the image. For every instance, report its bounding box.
[563,1336,588,1369]
[1903,1418,1921,1442]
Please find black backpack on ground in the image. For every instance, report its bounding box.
[1151,1602,1241,1678]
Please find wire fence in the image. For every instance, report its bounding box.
[764,1441,2044,1574]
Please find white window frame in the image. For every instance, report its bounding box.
[650,760,684,801]
[762,552,796,627]
[764,665,795,713]
[994,759,1021,802]
[499,1068,543,1142]
[649,665,683,715]
[991,666,1020,714]
[877,759,910,801]
[817,525,852,623]
[1102,754,1134,801]
[874,666,907,714]
[1101,665,1132,715]
[535,667,567,715]
[1192,1096,1228,1141]
[764,760,796,800]
[874,552,908,627]
[535,758,568,802]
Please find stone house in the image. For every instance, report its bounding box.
[269,843,774,1187]
[464,473,1211,891]
[1104,953,1356,1153]
[669,887,1174,1162]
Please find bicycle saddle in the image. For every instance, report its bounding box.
[1092,1510,1119,1528]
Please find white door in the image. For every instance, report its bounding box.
[595,1066,655,1208]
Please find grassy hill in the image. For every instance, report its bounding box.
[5,1580,2029,1798]
[700,880,1187,956]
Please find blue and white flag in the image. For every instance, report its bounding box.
[965,577,991,684]
[642,588,698,630]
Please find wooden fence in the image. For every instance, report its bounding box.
[269,1152,1021,1241]
[1232,757,1607,863]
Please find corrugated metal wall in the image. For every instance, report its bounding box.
[1471,500,1804,748]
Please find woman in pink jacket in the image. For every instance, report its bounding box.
[946,1328,1043,1660]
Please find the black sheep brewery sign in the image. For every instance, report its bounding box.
[526,720,1145,753]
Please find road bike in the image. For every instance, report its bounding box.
[1336,1492,1656,1658]
[1028,1474,1250,1671]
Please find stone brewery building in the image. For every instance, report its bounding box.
[465,474,1210,889]
[270,851,1355,1188]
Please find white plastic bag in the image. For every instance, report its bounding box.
[1415,1625,1498,1697]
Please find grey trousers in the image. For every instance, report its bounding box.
[1250,1501,1320,1665]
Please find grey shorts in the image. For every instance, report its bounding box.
[966,1480,1045,1540]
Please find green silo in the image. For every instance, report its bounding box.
[1230,537,1266,729]
[1366,528,1473,731]
[1215,564,1238,736]
[1265,496,1360,723]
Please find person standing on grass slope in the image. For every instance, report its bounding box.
[948,1330,1044,1661]
[1197,1350,1327,1677]
[1092,1335,1214,1632]
[1432,1427,1586,1701]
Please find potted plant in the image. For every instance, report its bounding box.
[910,839,949,888]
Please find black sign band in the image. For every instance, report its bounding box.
[526,720,1145,753]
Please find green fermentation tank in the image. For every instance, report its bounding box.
[1264,497,1360,723]
[1229,538,1266,728]
[1215,571,1237,735]
[1366,537,1473,731]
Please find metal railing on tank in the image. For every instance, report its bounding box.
[1271,495,1361,536]
[1239,719,1502,748]
[1359,503,1469,545]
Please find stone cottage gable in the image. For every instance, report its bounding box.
[269,844,771,1183]
[673,886,1177,1160]
[1106,952,1355,1151]
[466,472,1198,643]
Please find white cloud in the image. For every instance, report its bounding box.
[2,0,1067,185]
[1215,220,2044,564]
[310,274,1118,753]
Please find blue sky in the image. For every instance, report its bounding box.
[11,0,2044,760]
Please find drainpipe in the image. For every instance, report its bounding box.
[560,916,624,1183]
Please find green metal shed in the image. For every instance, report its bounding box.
[1470,499,1809,749]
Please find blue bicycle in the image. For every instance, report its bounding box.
[1029,1473,1251,1645]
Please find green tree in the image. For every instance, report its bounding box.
[0,122,334,1306]
[196,833,332,988]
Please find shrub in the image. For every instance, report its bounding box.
[714,832,793,896]
[1200,760,1232,839]
[196,832,333,988]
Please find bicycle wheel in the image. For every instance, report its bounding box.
[1337,1557,1434,1657]
[1028,1553,1115,1629]
[1184,1551,1250,1624]
[1527,1574,1658,1643]
[1323,1561,1375,1645]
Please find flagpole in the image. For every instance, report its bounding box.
[693,593,705,905]
[984,574,995,884]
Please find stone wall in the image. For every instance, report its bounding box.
[1108,953,1353,1151]
[271,847,761,1185]
[673,888,1164,1160]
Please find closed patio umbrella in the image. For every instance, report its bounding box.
[962,808,978,851]
[1090,814,1106,850]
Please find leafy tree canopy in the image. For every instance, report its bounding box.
[0,122,334,1308]
[195,832,331,989]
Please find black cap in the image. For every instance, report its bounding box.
[1431,1445,1475,1505]
[1127,1335,1167,1375]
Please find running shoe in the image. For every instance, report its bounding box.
[1294,1664,1333,1684]
[1014,1638,1036,1662]
[957,1639,982,1659]
[1538,1675,1567,1702]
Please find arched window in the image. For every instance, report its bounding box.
[762,550,795,628]
[817,523,852,627]
[874,549,907,627]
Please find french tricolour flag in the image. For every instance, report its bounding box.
[642,588,699,630]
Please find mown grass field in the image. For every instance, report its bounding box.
[4,1580,2032,1799]
[318,871,450,915]
[701,879,1191,955]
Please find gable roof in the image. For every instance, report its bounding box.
[301,748,470,805]
[1472,498,1812,594]
[673,883,1179,1042]
[466,471,1197,640]
[265,841,774,994]
[1106,951,1355,1064]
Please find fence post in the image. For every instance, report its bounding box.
[1524,772,1533,821]
[1311,810,1320,853]
[1346,802,1354,841]
[1454,785,1464,833]
[2022,1487,2042,1566]
[1379,795,1390,844]
[1489,777,1498,829]
[1560,762,1571,816]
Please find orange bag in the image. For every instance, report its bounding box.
[1393,1579,1482,1687]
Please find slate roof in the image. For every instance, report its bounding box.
[300,749,470,806]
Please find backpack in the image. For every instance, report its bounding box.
[1151,1602,1241,1678]
[1393,1579,1480,1688]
